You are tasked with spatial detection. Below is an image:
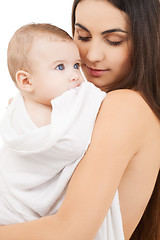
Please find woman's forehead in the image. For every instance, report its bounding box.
[75,0,129,33]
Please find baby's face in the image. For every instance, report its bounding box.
[29,37,84,105]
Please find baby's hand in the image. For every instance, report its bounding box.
[8,97,13,105]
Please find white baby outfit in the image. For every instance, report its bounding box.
[0,82,124,239]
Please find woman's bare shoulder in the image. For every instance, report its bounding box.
[101,89,159,127]
[104,89,149,111]
[96,88,160,165]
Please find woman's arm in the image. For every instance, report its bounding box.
[0,90,145,240]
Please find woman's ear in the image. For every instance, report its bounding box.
[16,70,33,92]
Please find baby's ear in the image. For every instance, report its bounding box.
[16,70,33,92]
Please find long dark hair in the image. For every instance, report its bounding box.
[72,0,160,239]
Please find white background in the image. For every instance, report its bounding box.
[0,0,74,145]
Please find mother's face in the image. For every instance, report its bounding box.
[74,0,132,91]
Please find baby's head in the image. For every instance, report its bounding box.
[8,23,73,83]
[7,23,84,104]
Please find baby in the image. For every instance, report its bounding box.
[7,23,84,127]
[0,23,106,224]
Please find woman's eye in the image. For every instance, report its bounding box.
[74,63,80,69]
[78,35,91,42]
[106,39,123,46]
[56,64,65,70]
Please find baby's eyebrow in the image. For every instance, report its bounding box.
[53,60,65,64]
[101,28,127,35]
[75,23,90,33]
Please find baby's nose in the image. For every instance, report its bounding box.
[70,76,79,82]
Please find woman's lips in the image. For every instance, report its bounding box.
[85,65,110,77]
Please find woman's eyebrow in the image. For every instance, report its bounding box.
[74,23,89,33]
[74,24,127,35]
[101,28,127,34]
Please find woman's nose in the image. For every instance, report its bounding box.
[86,41,105,62]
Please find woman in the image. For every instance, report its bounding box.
[72,1,160,239]
[0,0,159,239]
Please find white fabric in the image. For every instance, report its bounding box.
[0,81,124,239]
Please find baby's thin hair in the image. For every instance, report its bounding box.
[7,23,73,82]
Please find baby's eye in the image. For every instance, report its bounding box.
[56,64,65,70]
[74,63,80,69]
